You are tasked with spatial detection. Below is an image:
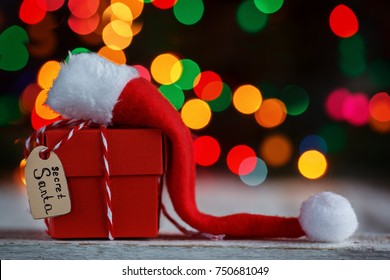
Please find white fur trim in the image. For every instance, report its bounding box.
[46,52,139,125]
[299,192,358,242]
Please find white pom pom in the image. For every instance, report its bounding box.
[299,192,358,242]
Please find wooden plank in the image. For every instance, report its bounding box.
[1,177,390,260]
[1,231,389,260]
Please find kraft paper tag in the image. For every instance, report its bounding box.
[25,146,71,219]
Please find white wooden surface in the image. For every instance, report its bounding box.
[1,173,390,259]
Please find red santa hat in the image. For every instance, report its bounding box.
[46,52,358,242]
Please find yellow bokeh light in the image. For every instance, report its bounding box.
[111,0,143,19]
[110,2,133,22]
[102,20,133,50]
[260,134,293,167]
[233,84,262,114]
[98,46,127,64]
[181,99,212,130]
[35,89,60,120]
[37,60,61,90]
[151,53,183,85]
[298,150,328,179]
[255,98,287,128]
[111,19,132,37]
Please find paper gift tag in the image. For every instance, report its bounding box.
[25,146,71,219]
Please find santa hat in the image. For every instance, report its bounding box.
[46,52,358,242]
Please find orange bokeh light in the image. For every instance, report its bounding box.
[260,134,293,167]
[255,98,287,128]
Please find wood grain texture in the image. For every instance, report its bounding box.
[1,175,389,260]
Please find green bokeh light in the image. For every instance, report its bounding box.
[159,84,185,110]
[280,85,310,116]
[339,34,365,77]
[0,25,29,71]
[237,0,268,33]
[207,82,232,112]
[175,59,201,90]
[254,0,284,14]
[318,123,346,154]
[173,0,204,25]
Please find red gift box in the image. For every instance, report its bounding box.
[42,127,164,239]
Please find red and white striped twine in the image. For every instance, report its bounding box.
[99,125,114,240]
[25,119,115,240]
[24,119,88,158]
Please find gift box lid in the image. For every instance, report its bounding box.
[44,128,164,177]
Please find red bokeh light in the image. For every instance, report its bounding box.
[194,71,223,101]
[19,0,47,25]
[193,136,221,166]
[226,145,256,175]
[329,4,359,38]
[152,0,177,10]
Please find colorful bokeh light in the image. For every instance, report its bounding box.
[193,136,221,166]
[280,84,309,116]
[227,145,256,175]
[260,134,292,167]
[102,20,133,50]
[329,4,359,38]
[174,59,201,90]
[0,25,29,71]
[237,0,268,33]
[299,135,328,154]
[254,0,284,14]
[159,84,185,110]
[98,46,127,64]
[181,99,212,130]
[19,0,47,25]
[151,53,183,85]
[37,60,61,89]
[173,0,204,25]
[193,71,223,101]
[68,0,100,19]
[68,14,100,35]
[35,89,60,120]
[239,157,268,186]
[31,107,62,130]
[369,92,390,123]
[255,98,286,128]
[298,150,328,179]
[339,34,365,77]
[326,88,351,121]
[111,0,144,20]
[45,0,65,12]
[207,83,232,112]
[110,2,133,22]
[133,64,151,81]
[152,0,177,10]
[342,93,369,126]
[233,84,262,114]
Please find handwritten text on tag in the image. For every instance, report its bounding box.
[25,146,71,219]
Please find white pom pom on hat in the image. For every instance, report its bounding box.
[299,192,358,242]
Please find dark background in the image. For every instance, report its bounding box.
[1,0,390,182]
